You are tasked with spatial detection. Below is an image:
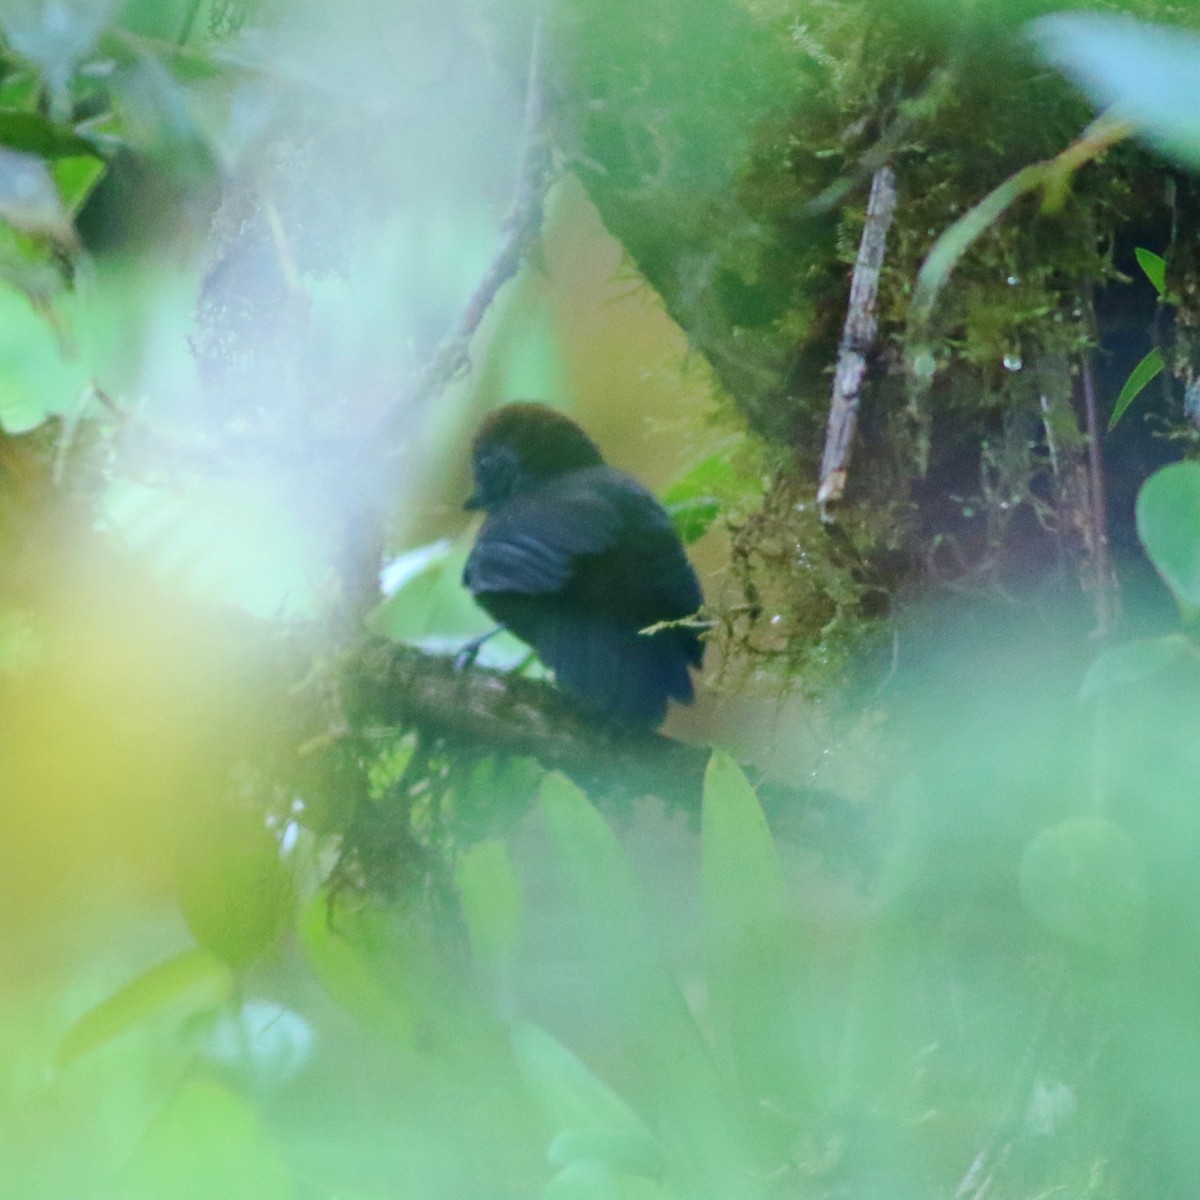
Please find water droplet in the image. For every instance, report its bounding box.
[1003,353,1023,372]
[1007,274,1020,286]
[912,350,937,381]
[770,614,783,626]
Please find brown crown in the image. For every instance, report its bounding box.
[474,402,606,478]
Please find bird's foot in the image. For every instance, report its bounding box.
[454,626,503,671]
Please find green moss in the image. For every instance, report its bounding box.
[552,0,1200,688]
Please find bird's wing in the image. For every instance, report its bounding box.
[462,479,623,595]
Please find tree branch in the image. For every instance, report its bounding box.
[342,639,880,874]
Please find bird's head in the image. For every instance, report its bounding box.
[465,402,605,511]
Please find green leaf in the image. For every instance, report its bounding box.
[1081,634,1200,698]
[53,154,107,214]
[0,283,86,433]
[1108,347,1164,430]
[1136,462,1200,612]
[297,897,417,1050]
[0,112,101,159]
[511,1020,655,1144]
[538,772,645,939]
[535,775,758,1197]
[701,751,810,1110]
[701,750,782,934]
[58,946,233,1067]
[119,1079,293,1200]
[1032,14,1200,170]
[661,443,743,544]
[176,809,293,969]
[1135,247,1167,297]
[542,1161,620,1200]
[1019,817,1146,957]
[456,839,523,989]
[665,495,720,545]
[548,1130,664,1179]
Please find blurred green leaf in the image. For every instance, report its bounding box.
[53,153,107,213]
[1081,634,1200,698]
[457,838,523,996]
[536,772,764,1197]
[1108,347,1164,431]
[661,439,744,544]
[1135,247,1167,297]
[542,1160,620,1200]
[1136,462,1200,612]
[548,1131,665,1180]
[1019,817,1147,957]
[58,946,234,1067]
[0,282,87,433]
[1032,14,1200,169]
[176,809,293,969]
[512,1021,655,1145]
[297,897,417,1051]
[701,750,782,934]
[701,750,812,1114]
[537,772,646,953]
[0,111,102,158]
[0,67,41,110]
[119,1078,293,1200]
[664,495,720,545]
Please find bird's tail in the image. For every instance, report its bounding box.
[540,616,697,727]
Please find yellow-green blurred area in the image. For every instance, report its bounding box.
[6,0,1200,1197]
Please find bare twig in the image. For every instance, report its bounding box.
[1079,281,1117,640]
[1080,354,1114,637]
[817,164,897,515]
[398,17,554,427]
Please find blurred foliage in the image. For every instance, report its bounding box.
[7,2,1200,1199]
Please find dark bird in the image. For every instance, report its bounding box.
[462,402,704,727]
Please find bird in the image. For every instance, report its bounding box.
[461,402,705,727]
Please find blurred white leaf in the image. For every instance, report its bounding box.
[1032,14,1200,169]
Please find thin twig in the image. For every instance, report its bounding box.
[1079,286,1116,640]
[397,17,553,430]
[817,164,897,515]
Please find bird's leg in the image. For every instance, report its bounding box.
[455,625,504,671]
